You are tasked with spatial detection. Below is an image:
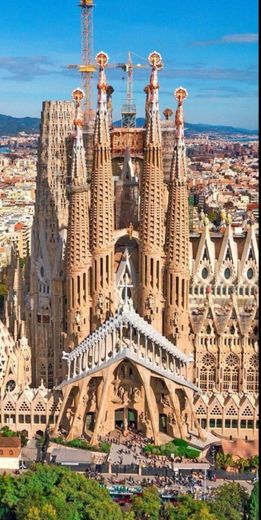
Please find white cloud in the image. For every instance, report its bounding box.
[193,33,258,46]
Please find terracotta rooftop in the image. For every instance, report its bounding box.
[221,438,258,459]
[14,222,24,231]
[0,436,21,448]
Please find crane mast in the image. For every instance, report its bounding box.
[79,0,95,122]
[121,52,136,128]
[121,52,149,128]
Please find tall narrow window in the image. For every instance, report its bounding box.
[83,273,86,302]
[100,258,103,288]
[156,261,159,290]
[106,255,109,284]
[77,275,80,304]
[223,354,240,392]
[150,258,153,287]
[182,278,185,308]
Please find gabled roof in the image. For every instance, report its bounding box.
[60,303,198,392]
[71,303,190,364]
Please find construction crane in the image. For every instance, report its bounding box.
[68,0,95,122]
[121,51,148,128]
[68,2,152,127]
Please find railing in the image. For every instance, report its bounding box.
[51,460,257,481]
[214,469,256,481]
[111,463,139,474]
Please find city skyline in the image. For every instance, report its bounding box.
[0,0,258,129]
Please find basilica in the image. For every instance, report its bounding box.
[0,51,258,444]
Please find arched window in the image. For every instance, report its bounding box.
[246,355,259,392]
[199,353,216,391]
[199,368,207,391]
[223,354,240,392]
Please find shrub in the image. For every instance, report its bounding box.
[186,448,200,459]
[99,441,111,454]
[0,426,16,437]
[143,438,200,459]
[50,437,111,453]
[172,438,189,448]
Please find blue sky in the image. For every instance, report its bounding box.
[0,0,258,128]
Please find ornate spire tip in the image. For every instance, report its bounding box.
[174,87,188,104]
[95,51,109,68]
[72,88,85,106]
[148,51,163,69]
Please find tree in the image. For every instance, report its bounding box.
[0,464,124,520]
[26,504,58,520]
[215,452,234,470]
[131,487,161,519]
[236,457,250,473]
[164,495,217,520]
[209,482,249,520]
[248,482,259,520]
[250,455,259,471]
[0,426,16,437]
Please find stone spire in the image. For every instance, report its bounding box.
[29,98,75,387]
[139,52,165,331]
[66,88,92,348]
[90,52,115,328]
[164,87,191,353]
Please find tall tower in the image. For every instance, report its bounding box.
[80,0,95,121]
[121,52,136,128]
[164,88,191,354]
[30,100,75,387]
[139,52,165,332]
[90,52,115,328]
[66,88,92,348]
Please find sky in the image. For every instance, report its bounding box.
[0,0,258,129]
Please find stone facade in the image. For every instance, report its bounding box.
[1,51,258,443]
[28,100,75,388]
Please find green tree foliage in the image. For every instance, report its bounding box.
[0,427,16,438]
[250,455,259,470]
[143,439,200,459]
[19,258,26,269]
[162,495,217,520]
[0,464,123,520]
[248,482,259,520]
[235,457,250,473]
[215,452,234,470]
[50,437,110,453]
[131,487,161,519]
[26,503,58,520]
[209,482,249,520]
[0,427,28,447]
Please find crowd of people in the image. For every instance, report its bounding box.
[83,470,210,501]
[98,429,204,470]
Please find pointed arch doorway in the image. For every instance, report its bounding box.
[115,408,138,433]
